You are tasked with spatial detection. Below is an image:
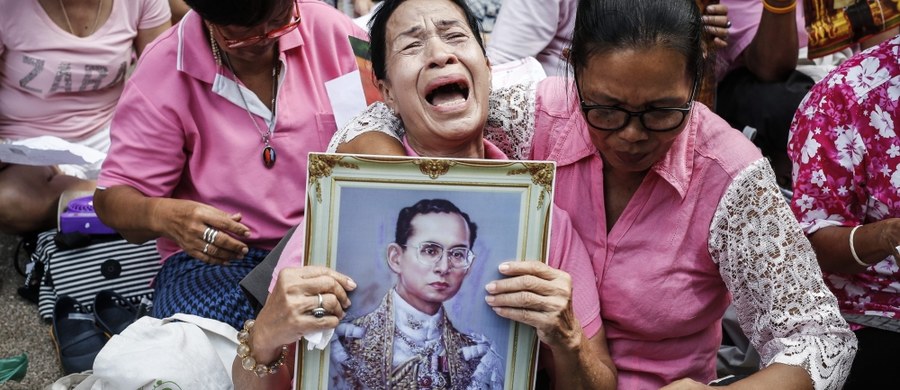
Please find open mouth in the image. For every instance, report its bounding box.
[425,79,470,107]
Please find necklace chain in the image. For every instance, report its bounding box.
[221,50,279,147]
[59,0,103,36]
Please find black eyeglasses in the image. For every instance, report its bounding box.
[401,242,475,270]
[576,78,699,132]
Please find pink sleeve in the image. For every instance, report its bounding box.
[139,0,171,30]
[547,205,602,338]
[97,80,186,196]
[269,222,307,292]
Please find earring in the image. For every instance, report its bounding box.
[207,24,222,66]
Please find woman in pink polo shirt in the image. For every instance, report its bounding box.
[336,0,858,388]
[93,0,366,352]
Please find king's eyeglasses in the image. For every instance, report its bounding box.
[401,242,475,270]
[214,1,301,49]
[576,77,699,132]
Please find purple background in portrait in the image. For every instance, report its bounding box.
[333,186,523,371]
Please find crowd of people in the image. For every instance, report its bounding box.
[3,0,897,388]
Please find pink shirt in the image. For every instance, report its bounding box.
[531,77,853,388]
[716,0,807,81]
[273,136,603,338]
[0,0,170,141]
[788,35,900,322]
[98,2,367,261]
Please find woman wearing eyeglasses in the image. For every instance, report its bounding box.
[336,0,857,388]
[92,0,366,368]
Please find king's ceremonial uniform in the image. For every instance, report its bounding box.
[331,290,502,389]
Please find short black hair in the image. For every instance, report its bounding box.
[185,0,292,27]
[368,0,485,80]
[394,199,478,247]
[569,0,707,85]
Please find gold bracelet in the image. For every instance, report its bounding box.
[237,319,289,377]
[763,0,797,14]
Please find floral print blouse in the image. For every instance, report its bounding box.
[788,35,900,322]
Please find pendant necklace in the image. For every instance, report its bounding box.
[222,51,279,168]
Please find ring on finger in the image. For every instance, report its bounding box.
[203,242,210,254]
[311,293,327,318]
[725,19,732,28]
[203,226,215,243]
[209,229,219,244]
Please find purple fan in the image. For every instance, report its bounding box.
[66,196,95,213]
[60,196,116,235]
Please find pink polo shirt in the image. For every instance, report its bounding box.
[98,2,367,261]
[272,136,602,338]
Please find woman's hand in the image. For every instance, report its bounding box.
[484,261,581,351]
[251,267,357,355]
[151,197,251,265]
[702,4,730,50]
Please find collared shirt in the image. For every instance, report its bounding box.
[788,35,900,323]
[98,1,367,261]
[391,289,445,368]
[531,77,853,388]
[0,0,170,141]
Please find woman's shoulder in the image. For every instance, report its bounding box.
[691,104,764,179]
[535,77,577,118]
[531,77,596,162]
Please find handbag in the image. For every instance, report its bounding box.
[29,230,161,321]
[805,0,900,58]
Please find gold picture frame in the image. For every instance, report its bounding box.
[296,153,555,390]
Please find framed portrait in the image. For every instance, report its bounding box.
[296,153,555,390]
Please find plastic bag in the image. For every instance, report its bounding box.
[0,353,28,383]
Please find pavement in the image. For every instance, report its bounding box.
[0,233,64,389]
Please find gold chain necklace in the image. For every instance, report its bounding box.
[58,0,103,35]
[221,51,280,168]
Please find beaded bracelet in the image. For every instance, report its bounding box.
[763,0,797,14]
[848,225,872,267]
[237,319,289,377]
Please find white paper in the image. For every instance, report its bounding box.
[303,328,334,350]
[325,70,369,132]
[0,136,106,166]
